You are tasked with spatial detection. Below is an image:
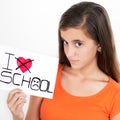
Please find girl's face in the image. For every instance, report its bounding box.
[60,28,101,70]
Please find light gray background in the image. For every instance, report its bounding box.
[0,0,120,119]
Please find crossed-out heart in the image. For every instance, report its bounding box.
[17,57,32,73]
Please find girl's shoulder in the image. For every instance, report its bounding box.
[109,77,120,93]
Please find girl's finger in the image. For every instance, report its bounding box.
[7,90,26,109]
[7,88,22,103]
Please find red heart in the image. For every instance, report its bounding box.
[17,57,32,73]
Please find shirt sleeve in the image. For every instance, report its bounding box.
[110,90,120,118]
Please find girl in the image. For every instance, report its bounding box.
[7,1,120,120]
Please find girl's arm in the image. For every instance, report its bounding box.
[111,113,120,120]
[25,96,43,120]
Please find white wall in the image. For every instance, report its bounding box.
[0,0,120,119]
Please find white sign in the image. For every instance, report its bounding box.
[0,45,58,99]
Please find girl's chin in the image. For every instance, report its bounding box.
[70,64,80,69]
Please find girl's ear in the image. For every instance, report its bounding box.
[97,44,101,52]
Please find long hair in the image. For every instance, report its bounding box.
[58,2,120,82]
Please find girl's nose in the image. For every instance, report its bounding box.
[67,46,75,58]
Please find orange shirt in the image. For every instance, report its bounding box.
[40,65,120,120]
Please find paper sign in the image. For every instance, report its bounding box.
[0,45,58,99]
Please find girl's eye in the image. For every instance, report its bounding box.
[75,42,82,47]
[63,40,68,45]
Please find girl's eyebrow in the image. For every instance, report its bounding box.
[73,39,83,42]
[61,36,84,42]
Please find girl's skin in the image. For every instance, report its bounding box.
[7,88,42,120]
[7,89,26,120]
[60,28,109,97]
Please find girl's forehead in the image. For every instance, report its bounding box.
[60,28,93,42]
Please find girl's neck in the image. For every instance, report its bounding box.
[64,64,108,81]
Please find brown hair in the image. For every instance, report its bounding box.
[58,2,120,82]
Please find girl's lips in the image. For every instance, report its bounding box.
[69,60,79,64]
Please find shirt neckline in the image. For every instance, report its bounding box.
[58,64,112,100]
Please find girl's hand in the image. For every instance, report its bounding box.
[7,88,26,120]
